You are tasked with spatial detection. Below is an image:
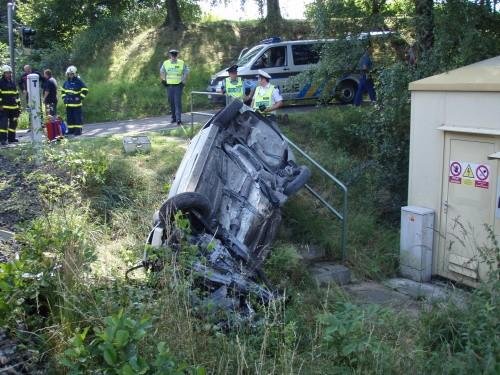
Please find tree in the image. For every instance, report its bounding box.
[165,0,184,30]
[266,0,282,21]
[414,0,434,55]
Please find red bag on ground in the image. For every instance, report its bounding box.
[45,117,62,141]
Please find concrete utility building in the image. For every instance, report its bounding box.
[404,55,500,287]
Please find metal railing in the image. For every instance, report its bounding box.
[189,91,225,134]
[189,91,348,261]
[283,136,348,261]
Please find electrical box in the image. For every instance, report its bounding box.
[123,136,151,154]
[400,206,434,282]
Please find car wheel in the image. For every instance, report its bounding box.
[335,81,357,104]
[212,99,243,127]
[284,166,311,196]
[158,192,212,229]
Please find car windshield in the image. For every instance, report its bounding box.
[237,45,265,66]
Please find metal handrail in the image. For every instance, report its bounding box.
[189,91,348,261]
[283,136,348,261]
[190,91,224,129]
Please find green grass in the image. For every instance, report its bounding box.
[1,106,498,374]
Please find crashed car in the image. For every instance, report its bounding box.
[143,100,310,320]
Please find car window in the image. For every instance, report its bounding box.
[292,44,320,65]
[237,45,265,66]
[251,46,287,69]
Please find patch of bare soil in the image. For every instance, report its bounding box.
[0,154,42,232]
[0,153,45,374]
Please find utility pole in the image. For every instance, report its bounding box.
[7,2,15,81]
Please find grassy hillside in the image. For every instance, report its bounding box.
[72,20,311,123]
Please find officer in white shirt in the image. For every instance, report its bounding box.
[251,70,283,121]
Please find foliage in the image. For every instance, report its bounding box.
[0,205,97,327]
[60,309,197,374]
[318,302,396,373]
[264,243,310,288]
[0,42,8,64]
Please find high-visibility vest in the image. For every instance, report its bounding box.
[163,59,185,84]
[253,84,275,114]
[225,77,243,99]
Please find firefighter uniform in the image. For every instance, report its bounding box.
[61,66,88,136]
[0,66,21,145]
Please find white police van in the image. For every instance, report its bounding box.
[207,37,362,104]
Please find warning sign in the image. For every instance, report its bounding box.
[463,164,474,179]
[448,161,490,189]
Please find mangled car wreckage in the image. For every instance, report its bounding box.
[140,100,311,320]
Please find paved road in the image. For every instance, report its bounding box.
[15,104,317,142]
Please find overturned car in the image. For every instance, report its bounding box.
[142,100,310,320]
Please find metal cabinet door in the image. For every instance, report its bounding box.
[439,133,497,286]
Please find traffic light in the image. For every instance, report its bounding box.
[21,27,36,48]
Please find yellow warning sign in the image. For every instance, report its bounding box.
[463,164,475,179]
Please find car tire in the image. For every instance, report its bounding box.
[284,166,311,196]
[335,81,357,104]
[158,192,212,228]
[212,99,243,127]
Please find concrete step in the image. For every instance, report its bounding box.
[309,262,351,286]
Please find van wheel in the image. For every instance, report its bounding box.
[335,81,357,104]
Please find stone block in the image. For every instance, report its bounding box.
[309,262,351,286]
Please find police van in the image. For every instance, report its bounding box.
[207,37,361,104]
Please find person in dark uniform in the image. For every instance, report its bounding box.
[43,69,58,116]
[353,45,376,106]
[0,65,21,145]
[61,65,88,136]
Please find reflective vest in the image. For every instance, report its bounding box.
[163,59,185,84]
[62,77,88,108]
[0,77,20,111]
[225,77,243,99]
[253,84,275,114]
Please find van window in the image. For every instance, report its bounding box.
[238,45,265,66]
[292,44,320,65]
[251,46,287,69]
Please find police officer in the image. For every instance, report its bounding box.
[251,70,283,121]
[222,64,254,106]
[61,65,88,136]
[160,49,189,125]
[0,65,21,145]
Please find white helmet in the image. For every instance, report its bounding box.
[2,65,13,74]
[66,65,77,75]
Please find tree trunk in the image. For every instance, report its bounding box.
[265,0,282,35]
[415,0,434,54]
[266,0,282,20]
[165,0,184,30]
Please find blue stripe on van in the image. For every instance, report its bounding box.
[297,83,311,98]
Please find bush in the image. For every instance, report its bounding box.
[418,280,499,374]
[60,309,199,374]
[318,302,407,374]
